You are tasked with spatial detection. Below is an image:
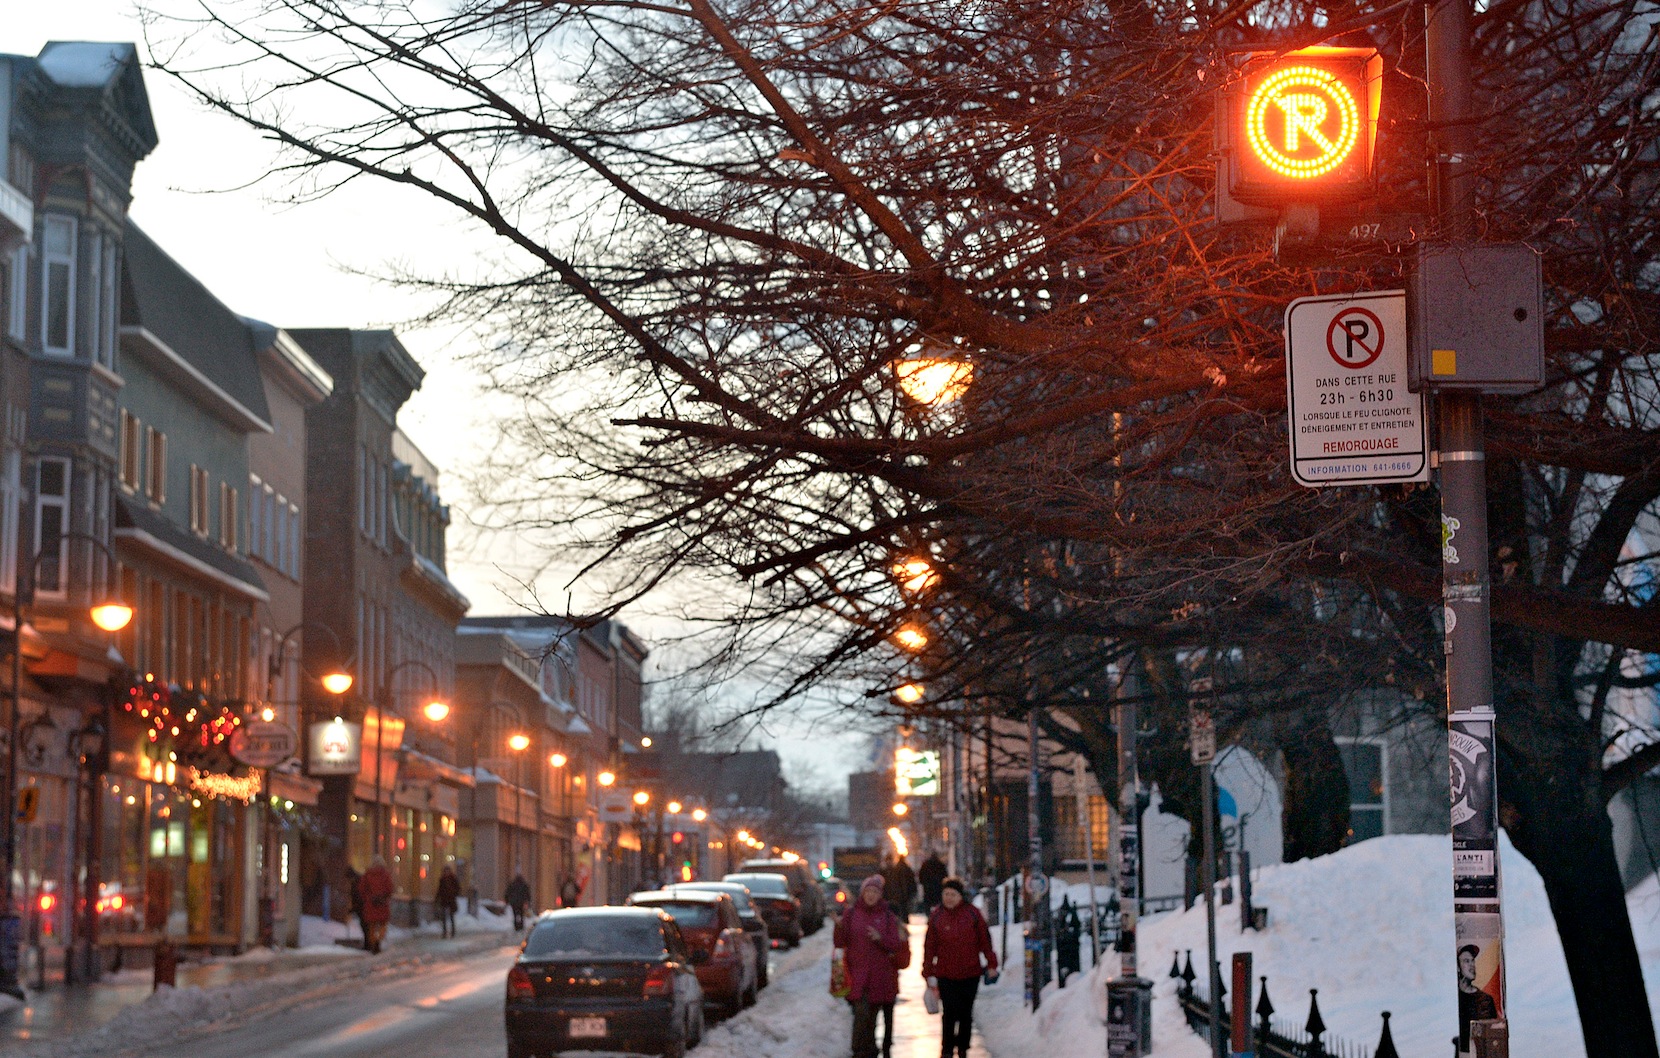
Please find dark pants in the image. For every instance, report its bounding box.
[938,976,980,1058]
[511,905,525,931]
[439,906,456,937]
[851,999,896,1058]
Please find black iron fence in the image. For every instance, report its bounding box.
[1172,949,1404,1058]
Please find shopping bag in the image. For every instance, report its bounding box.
[830,952,851,998]
[923,986,941,1015]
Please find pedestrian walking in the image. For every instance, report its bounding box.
[918,851,948,916]
[559,873,581,909]
[505,871,532,931]
[922,878,999,1058]
[884,854,918,919]
[359,857,394,954]
[834,874,908,1058]
[436,865,460,938]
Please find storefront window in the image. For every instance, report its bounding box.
[348,801,373,870]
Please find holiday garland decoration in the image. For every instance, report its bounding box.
[120,675,247,777]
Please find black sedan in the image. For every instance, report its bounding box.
[505,907,706,1058]
[723,872,802,947]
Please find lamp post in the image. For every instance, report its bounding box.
[373,659,449,864]
[4,532,133,999]
[507,731,530,893]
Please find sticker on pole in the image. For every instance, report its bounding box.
[1285,290,1428,487]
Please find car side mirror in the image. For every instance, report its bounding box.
[690,949,711,966]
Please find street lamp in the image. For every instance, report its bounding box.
[508,732,532,752]
[632,790,650,808]
[372,659,449,861]
[598,770,616,787]
[6,532,132,999]
[894,682,925,705]
[690,808,707,823]
[267,621,353,704]
[549,752,568,768]
[422,701,451,723]
[894,624,929,651]
[666,800,682,815]
[893,357,974,406]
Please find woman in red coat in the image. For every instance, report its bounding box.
[834,874,907,1058]
[922,879,998,1058]
[359,856,394,954]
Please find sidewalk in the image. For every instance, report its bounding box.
[0,921,516,1049]
[889,917,993,1058]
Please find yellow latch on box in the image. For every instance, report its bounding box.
[1432,348,1457,375]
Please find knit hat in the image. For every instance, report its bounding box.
[941,878,966,895]
[862,874,886,893]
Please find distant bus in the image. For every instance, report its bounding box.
[833,846,882,880]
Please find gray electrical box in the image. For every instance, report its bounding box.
[1408,243,1544,394]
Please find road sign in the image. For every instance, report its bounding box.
[231,720,299,768]
[14,787,37,825]
[1190,710,1216,765]
[1219,47,1383,207]
[1285,290,1428,487]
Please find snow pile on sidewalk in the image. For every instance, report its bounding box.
[693,932,849,1058]
[976,833,1660,1058]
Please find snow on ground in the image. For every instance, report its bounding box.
[974,834,1660,1058]
[693,930,848,1058]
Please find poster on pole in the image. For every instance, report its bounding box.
[1448,712,1499,901]
[1284,290,1429,487]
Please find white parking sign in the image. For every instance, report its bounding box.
[1285,291,1429,487]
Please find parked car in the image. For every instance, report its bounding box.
[659,880,772,987]
[819,876,852,918]
[723,872,802,947]
[505,907,705,1058]
[626,889,759,1015]
[740,857,826,934]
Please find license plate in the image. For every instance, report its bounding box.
[569,1017,607,1039]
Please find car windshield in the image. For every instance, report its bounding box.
[636,901,719,928]
[727,874,789,897]
[524,916,666,959]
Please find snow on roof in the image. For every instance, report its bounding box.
[37,41,134,88]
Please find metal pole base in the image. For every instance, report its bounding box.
[1106,976,1153,1057]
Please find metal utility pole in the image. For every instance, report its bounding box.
[1190,685,1220,1058]
[1025,703,1049,1011]
[1106,663,1152,1058]
[1426,2,1507,1054]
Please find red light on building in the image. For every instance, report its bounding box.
[37,893,56,913]
[671,831,684,844]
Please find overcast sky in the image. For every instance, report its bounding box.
[8,5,867,783]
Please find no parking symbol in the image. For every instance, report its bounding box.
[1327,306,1384,369]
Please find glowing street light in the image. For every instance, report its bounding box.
[640,736,653,748]
[894,682,925,705]
[321,671,354,695]
[736,830,751,843]
[894,358,974,406]
[507,733,531,752]
[666,800,683,815]
[422,700,451,723]
[549,752,568,768]
[90,601,134,633]
[632,790,651,807]
[598,770,616,787]
[691,808,708,823]
[892,802,909,816]
[895,625,929,652]
[891,557,940,594]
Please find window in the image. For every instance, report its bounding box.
[188,465,210,536]
[34,458,70,594]
[263,485,275,560]
[88,232,102,365]
[1336,738,1387,844]
[145,428,167,503]
[247,475,263,560]
[41,215,76,355]
[274,496,289,574]
[119,411,142,491]
[99,236,117,369]
[2,245,25,343]
[287,502,301,578]
[0,449,19,590]
[219,483,238,551]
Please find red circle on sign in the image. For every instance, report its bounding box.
[1326,307,1384,369]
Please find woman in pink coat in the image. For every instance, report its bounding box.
[834,874,907,1058]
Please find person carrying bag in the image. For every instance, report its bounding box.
[922,878,999,1058]
[834,874,906,1058]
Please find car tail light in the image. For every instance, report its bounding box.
[643,964,674,997]
[507,966,535,1001]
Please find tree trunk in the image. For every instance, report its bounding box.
[1506,790,1658,1058]
[1275,711,1351,862]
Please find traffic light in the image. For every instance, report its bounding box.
[671,831,684,845]
[1217,47,1382,210]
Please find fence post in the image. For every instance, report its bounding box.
[1230,953,1254,1058]
[1374,1012,1400,1058]
[1305,989,1327,1058]
[1180,950,1196,999]
[1256,976,1274,1050]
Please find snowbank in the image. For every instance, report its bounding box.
[976,834,1660,1058]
